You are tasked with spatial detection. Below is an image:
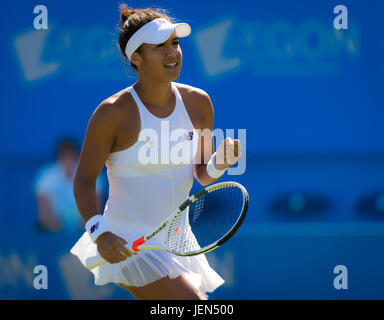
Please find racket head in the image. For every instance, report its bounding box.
[164,181,249,256]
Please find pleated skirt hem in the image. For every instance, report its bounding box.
[70,227,225,296]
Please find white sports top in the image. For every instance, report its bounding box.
[71,82,224,293]
[103,82,199,237]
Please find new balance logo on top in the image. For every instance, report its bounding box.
[137,121,246,175]
[90,222,99,234]
[183,131,193,141]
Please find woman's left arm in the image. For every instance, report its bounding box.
[192,91,242,186]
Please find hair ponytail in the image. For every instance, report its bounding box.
[118,4,172,70]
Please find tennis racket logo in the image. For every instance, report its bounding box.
[147,221,168,240]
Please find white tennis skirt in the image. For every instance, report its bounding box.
[70,213,225,296]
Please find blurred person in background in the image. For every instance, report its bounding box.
[34,138,105,233]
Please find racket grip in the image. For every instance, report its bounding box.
[85,254,107,270]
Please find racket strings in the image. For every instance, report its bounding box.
[167,186,245,254]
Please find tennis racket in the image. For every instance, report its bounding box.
[85,181,248,270]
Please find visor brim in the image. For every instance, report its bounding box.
[144,22,191,44]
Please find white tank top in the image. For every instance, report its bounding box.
[103,82,199,235]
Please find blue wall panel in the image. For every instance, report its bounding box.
[0,0,383,299]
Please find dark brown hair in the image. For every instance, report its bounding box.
[56,138,78,158]
[118,4,173,71]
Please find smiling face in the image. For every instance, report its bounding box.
[131,31,182,82]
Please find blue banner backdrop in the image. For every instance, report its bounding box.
[0,0,383,299]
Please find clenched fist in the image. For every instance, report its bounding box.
[214,137,242,170]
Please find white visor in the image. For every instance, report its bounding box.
[125,18,191,61]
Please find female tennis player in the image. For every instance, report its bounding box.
[71,5,242,300]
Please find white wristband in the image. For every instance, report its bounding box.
[85,215,111,243]
[206,152,227,179]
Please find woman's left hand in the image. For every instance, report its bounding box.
[214,137,242,170]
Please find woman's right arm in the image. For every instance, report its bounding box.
[73,101,135,263]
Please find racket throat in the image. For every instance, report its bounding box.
[132,236,146,251]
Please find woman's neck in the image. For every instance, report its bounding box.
[134,78,173,109]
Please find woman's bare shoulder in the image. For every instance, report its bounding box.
[174,83,211,100]
[89,88,139,130]
[174,83,214,128]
